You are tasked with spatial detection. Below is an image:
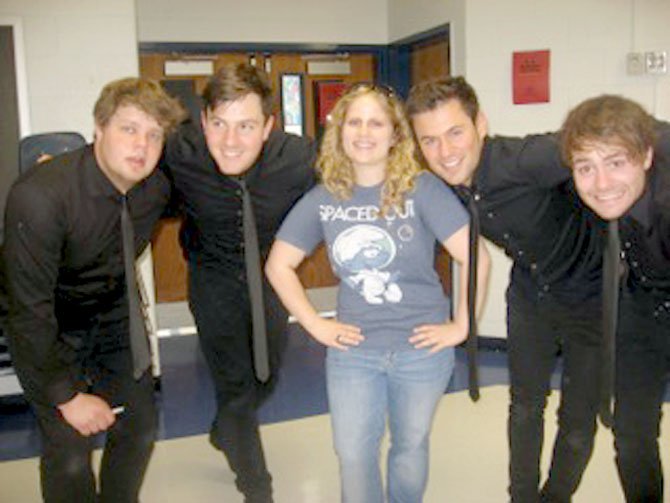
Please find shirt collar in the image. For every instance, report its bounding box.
[626,179,653,229]
[82,145,124,200]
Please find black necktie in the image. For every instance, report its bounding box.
[121,197,151,380]
[465,191,480,401]
[239,179,270,383]
[600,219,620,428]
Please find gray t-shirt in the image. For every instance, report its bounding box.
[277,171,469,350]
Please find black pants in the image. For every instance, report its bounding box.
[188,262,288,502]
[614,287,670,503]
[31,351,156,503]
[507,272,602,503]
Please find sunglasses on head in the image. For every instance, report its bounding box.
[346,82,398,99]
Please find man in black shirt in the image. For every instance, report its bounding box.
[3,78,185,503]
[407,77,603,503]
[163,63,316,502]
[561,95,670,503]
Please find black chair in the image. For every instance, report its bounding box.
[18,131,86,174]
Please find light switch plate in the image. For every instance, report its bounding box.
[627,52,645,75]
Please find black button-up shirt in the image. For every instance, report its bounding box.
[163,122,317,268]
[3,146,170,406]
[457,134,604,301]
[619,121,670,292]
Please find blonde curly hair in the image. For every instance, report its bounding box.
[317,83,423,216]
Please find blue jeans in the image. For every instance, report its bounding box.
[326,346,454,503]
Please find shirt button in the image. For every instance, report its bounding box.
[517,250,524,257]
[474,193,481,201]
[503,232,510,240]
[487,211,494,219]
[631,260,639,268]
[624,241,632,249]
[543,284,550,292]
[236,190,242,197]
[530,263,537,271]
[641,276,647,283]
[237,209,243,217]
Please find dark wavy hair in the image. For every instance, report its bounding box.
[201,63,273,119]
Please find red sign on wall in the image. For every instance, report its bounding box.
[315,81,347,125]
[512,50,550,105]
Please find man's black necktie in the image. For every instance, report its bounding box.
[464,192,480,401]
[600,219,620,428]
[121,197,151,380]
[239,179,270,383]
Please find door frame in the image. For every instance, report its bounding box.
[1,17,31,137]
[387,23,450,98]
[139,41,390,86]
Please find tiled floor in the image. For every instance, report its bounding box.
[1,300,668,502]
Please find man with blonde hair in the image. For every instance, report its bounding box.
[4,77,185,503]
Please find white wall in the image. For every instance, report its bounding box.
[9,0,670,339]
[465,0,670,136]
[136,0,388,45]
[387,0,465,74]
[458,0,670,338]
[0,0,139,140]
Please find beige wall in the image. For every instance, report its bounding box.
[137,0,389,44]
[465,0,670,136]
[458,0,670,337]
[0,0,139,140]
[387,0,465,74]
[6,0,670,338]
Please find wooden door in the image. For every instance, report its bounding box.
[410,35,450,85]
[141,51,377,302]
[408,33,453,294]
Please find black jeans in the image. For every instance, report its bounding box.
[31,351,156,503]
[507,272,602,503]
[188,262,288,502]
[614,287,670,503]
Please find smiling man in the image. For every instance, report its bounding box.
[163,63,315,503]
[3,78,185,503]
[561,95,670,503]
[408,77,605,503]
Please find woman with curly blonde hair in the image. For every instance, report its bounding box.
[266,83,490,502]
[318,83,422,216]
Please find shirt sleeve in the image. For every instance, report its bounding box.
[515,133,571,188]
[654,121,670,255]
[273,132,318,198]
[275,186,325,255]
[416,173,470,242]
[3,180,80,406]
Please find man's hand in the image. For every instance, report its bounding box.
[57,392,115,436]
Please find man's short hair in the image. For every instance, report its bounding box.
[201,63,273,119]
[93,77,186,135]
[560,95,656,166]
[406,76,480,121]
